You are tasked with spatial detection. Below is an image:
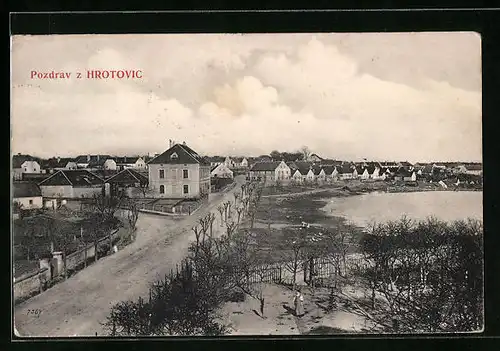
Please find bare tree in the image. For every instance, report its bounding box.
[281,228,309,289]
[226,220,237,239]
[235,205,245,225]
[217,205,225,227]
[300,146,311,161]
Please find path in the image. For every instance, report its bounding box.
[14,176,245,337]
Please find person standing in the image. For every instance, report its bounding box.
[293,288,305,317]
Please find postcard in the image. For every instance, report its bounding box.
[11,32,483,337]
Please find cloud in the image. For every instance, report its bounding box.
[11,34,481,162]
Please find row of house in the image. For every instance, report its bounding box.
[11,153,150,181]
[248,161,419,183]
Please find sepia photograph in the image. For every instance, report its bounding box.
[11,32,483,337]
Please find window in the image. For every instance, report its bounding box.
[159,169,165,179]
[24,168,27,172]
[183,185,189,194]
[29,199,33,205]
[159,185,165,194]
[170,152,178,160]
[183,169,188,179]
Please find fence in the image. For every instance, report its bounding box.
[13,228,122,303]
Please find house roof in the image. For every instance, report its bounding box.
[74,155,112,165]
[12,154,40,169]
[312,165,323,175]
[148,143,210,165]
[207,156,226,163]
[42,157,75,169]
[366,165,377,174]
[322,165,336,175]
[13,181,42,198]
[39,170,104,187]
[309,153,323,160]
[250,161,281,172]
[399,161,413,167]
[395,168,414,177]
[106,169,148,185]
[114,156,141,165]
[465,164,482,171]
[338,165,353,174]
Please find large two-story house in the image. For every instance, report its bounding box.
[147,142,211,199]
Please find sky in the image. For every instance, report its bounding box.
[11,32,482,162]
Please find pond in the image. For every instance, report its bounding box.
[321,191,483,227]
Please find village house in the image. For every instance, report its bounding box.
[207,156,225,168]
[74,155,113,169]
[337,164,355,180]
[456,163,482,176]
[230,157,249,169]
[358,167,370,180]
[42,157,78,173]
[105,168,149,198]
[322,165,338,181]
[211,163,234,179]
[249,161,291,183]
[147,142,211,199]
[114,156,147,171]
[394,168,417,182]
[13,181,43,210]
[38,170,104,198]
[12,154,41,180]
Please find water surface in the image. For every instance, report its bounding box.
[322,191,482,227]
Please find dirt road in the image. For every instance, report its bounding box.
[14,177,245,337]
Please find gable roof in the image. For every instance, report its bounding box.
[114,156,141,165]
[395,167,414,177]
[12,154,40,169]
[13,181,42,198]
[39,170,104,187]
[106,168,148,185]
[42,157,76,169]
[148,143,210,165]
[250,161,281,172]
[338,165,354,174]
[322,165,336,175]
[464,164,482,171]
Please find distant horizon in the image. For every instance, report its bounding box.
[12,33,481,162]
[12,149,482,165]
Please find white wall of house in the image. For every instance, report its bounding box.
[104,159,117,170]
[134,158,147,169]
[66,162,78,170]
[241,158,248,168]
[275,161,291,181]
[360,169,370,180]
[40,185,74,198]
[317,169,326,182]
[371,168,381,179]
[303,169,313,182]
[149,163,211,199]
[292,170,303,183]
[73,186,103,198]
[14,196,43,209]
[211,163,234,179]
[21,161,41,174]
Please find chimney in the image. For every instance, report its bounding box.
[183,141,186,146]
[169,139,173,148]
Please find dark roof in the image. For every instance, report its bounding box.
[366,165,376,174]
[322,165,336,175]
[464,164,482,171]
[148,144,210,165]
[312,165,323,175]
[13,182,42,198]
[114,156,141,164]
[250,161,281,172]
[399,161,413,167]
[338,165,354,174]
[422,165,434,174]
[12,154,40,169]
[22,173,51,182]
[106,169,148,185]
[309,153,323,160]
[42,157,76,169]
[39,170,104,187]
[395,168,414,177]
[92,170,120,179]
[207,156,225,163]
[355,166,365,174]
[75,155,112,164]
[293,161,312,175]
